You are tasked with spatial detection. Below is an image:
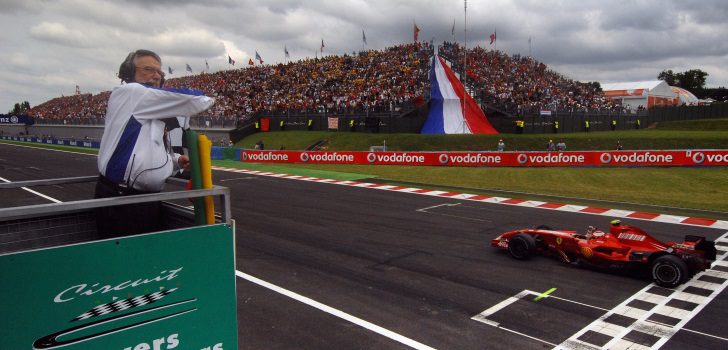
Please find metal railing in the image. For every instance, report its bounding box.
[0,176,231,225]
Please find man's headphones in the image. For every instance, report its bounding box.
[118,49,164,87]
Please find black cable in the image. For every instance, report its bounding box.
[129,154,169,191]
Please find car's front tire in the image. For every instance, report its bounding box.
[651,255,689,288]
[508,233,536,260]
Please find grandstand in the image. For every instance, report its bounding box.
[438,42,620,116]
[25,41,622,130]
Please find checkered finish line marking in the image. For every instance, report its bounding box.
[472,289,613,347]
[211,166,728,230]
[555,231,728,350]
[72,288,177,322]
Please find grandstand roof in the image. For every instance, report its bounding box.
[671,86,699,104]
[601,81,664,91]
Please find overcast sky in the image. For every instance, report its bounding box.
[2,0,727,112]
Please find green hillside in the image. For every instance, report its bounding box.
[238,119,728,152]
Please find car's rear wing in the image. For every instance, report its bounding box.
[685,235,717,261]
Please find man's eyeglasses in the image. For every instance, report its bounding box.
[136,66,165,77]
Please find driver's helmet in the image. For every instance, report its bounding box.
[585,226,596,238]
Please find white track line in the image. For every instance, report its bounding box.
[235,270,436,350]
[471,290,559,347]
[0,176,62,203]
[0,142,91,203]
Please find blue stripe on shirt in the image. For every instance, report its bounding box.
[105,116,142,183]
[153,87,205,96]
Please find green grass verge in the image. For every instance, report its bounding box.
[0,140,98,154]
[239,119,728,152]
[654,118,728,131]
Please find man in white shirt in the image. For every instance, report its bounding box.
[95,49,214,237]
[496,139,505,152]
[556,139,566,152]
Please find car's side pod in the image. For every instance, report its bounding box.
[685,235,717,261]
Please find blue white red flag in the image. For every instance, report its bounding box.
[421,55,498,134]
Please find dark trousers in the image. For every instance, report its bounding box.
[94,176,162,239]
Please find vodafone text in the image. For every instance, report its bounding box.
[705,153,728,163]
[245,152,289,161]
[375,153,425,163]
[528,153,585,164]
[308,152,354,162]
[450,154,502,164]
[612,152,673,163]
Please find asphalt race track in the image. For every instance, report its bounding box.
[1,142,727,350]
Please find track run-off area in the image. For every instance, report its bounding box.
[1,142,727,350]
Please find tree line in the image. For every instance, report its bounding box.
[8,101,31,115]
[658,69,727,100]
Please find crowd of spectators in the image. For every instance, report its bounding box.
[28,43,431,127]
[438,42,620,115]
[27,41,628,127]
[29,91,110,125]
[165,42,431,124]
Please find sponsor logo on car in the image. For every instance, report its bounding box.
[581,246,593,258]
[618,233,646,241]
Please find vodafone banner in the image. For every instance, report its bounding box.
[239,150,728,167]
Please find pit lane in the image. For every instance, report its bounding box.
[1,142,726,350]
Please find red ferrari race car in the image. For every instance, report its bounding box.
[491,220,717,288]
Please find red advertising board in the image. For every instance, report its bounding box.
[238,150,728,167]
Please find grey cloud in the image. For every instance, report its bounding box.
[30,22,96,48]
[675,0,728,24]
[148,29,228,58]
[122,0,242,8]
[3,0,728,112]
[596,4,677,32]
[0,0,44,14]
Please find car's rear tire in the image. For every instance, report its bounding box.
[651,255,689,288]
[508,233,536,260]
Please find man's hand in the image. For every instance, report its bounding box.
[178,155,190,171]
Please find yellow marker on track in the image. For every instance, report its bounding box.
[533,288,557,302]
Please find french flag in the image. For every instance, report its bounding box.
[421,55,498,134]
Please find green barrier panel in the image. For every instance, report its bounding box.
[185,129,205,224]
[0,224,237,349]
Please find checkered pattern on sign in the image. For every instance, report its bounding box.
[71,288,177,322]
